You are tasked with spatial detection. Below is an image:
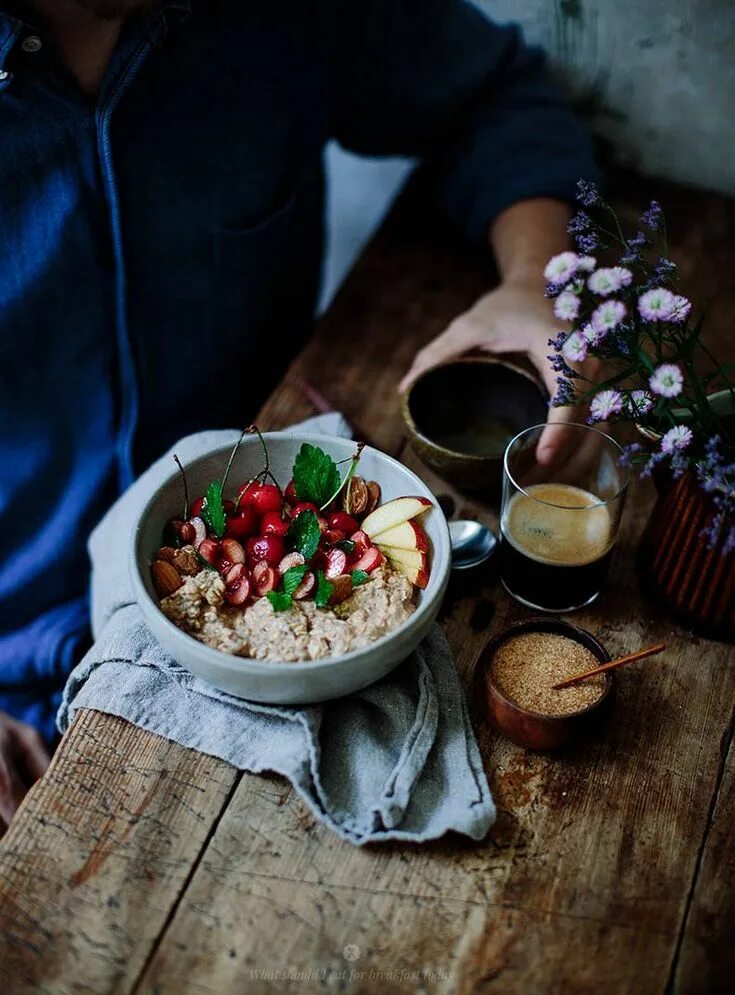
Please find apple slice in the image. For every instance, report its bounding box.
[361,496,432,539]
[381,545,430,589]
[372,519,429,553]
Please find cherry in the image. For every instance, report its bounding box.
[350,530,372,557]
[198,538,220,565]
[252,561,278,596]
[291,501,319,518]
[223,499,235,514]
[191,496,205,517]
[278,552,306,575]
[323,528,346,545]
[284,480,298,505]
[237,480,261,507]
[246,534,286,567]
[224,563,251,606]
[261,511,290,538]
[325,548,348,579]
[352,546,383,574]
[293,571,316,600]
[225,507,258,540]
[251,483,282,515]
[328,511,358,535]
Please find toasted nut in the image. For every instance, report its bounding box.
[328,574,354,605]
[156,546,177,563]
[343,476,369,517]
[152,559,183,597]
[365,480,381,515]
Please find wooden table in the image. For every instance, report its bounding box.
[1,175,734,995]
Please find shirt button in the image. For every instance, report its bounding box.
[22,35,43,54]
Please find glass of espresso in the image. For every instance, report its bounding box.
[500,423,628,612]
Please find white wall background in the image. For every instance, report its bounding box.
[321,0,735,310]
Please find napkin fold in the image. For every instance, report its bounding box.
[58,414,495,845]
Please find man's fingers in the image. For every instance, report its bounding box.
[398,320,479,393]
[0,753,27,827]
[12,722,51,783]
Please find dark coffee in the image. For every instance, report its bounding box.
[500,483,614,611]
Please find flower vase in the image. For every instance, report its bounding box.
[638,471,735,641]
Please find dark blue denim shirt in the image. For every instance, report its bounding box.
[0,0,597,742]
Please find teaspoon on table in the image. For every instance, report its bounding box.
[448,519,497,570]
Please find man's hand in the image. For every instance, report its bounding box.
[399,198,602,465]
[0,712,50,830]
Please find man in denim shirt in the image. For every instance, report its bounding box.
[0,0,598,824]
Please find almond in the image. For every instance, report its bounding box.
[156,546,177,563]
[152,559,183,597]
[343,476,369,517]
[328,574,354,605]
[365,480,381,515]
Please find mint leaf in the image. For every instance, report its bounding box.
[282,564,309,597]
[292,444,340,507]
[314,570,334,608]
[286,510,321,561]
[201,480,226,538]
[351,569,369,587]
[195,551,218,572]
[335,539,356,555]
[266,591,293,612]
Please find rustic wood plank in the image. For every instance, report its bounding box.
[134,177,735,991]
[1,173,733,993]
[673,729,735,995]
[0,710,237,995]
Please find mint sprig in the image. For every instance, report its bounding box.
[201,480,226,538]
[314,570,334,608]
[292,444,340,507]
[286,509,321,561]
[351,569,369,587]
[266,564,309,612]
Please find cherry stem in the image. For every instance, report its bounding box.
[221,429,248,498]
[173,454,189,521]
[320,443,364,512]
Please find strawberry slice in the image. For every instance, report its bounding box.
[325,548,348,579]
[252,561,278,597]
[352,546,383,574]
[224,563,251,606]
[293,570,315,600]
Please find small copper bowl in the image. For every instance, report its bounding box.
[473,618,614,751]
[401,357,547,490]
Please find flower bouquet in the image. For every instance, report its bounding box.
[543,181,735,637]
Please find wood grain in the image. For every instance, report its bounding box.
[0,710,237,994]
[1,174,733,993]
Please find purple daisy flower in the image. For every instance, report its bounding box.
[649,363,684,398]
[553,291,581,322]
[626,390,654,416]
[587,266,633,296]
[661,425,693,454]
[641,200,663,230]
[575,232,599,254]
[591,299,626,334]
[589,389,623,422]
[577,255,597,272]
[544,251,579,285]
[638,287,676,321]
[669,295,692,323]
[562,331,588,364]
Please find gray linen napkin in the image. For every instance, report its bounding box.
[58,415,495,845]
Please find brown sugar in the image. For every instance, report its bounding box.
[489,632,606,716]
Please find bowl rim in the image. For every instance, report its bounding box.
[400,356,547,463]
[474,617,613,724]
[130,431,451,676]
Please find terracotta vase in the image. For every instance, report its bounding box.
[638,470,735,641]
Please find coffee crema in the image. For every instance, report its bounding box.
[501,482,613,566]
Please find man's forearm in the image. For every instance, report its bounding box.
[490,198,572,287]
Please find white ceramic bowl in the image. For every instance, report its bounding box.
[131,433,451,704]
